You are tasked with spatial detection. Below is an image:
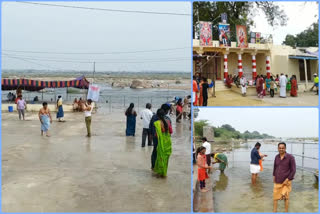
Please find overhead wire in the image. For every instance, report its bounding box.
[1,52,190,62]
[2,53,190,64]
[2,47,191,55]
[16,1,191,16]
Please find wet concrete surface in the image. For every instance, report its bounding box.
[208,90,318,106]
[193,165,214,213]
[2,110,191,212]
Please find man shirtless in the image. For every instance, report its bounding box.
[38,102,53,137]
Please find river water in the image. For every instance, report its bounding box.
[2,85,189,112]
[211,141,319,212]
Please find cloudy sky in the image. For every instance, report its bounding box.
[251,1,318,45]
[1,2,191,72]
[195,108,319,138]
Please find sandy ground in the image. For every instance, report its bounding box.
[2,110,191,212]
[208,90,318,106]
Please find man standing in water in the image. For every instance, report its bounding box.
[250,142,263,185]
[140,103,153,147]
[273,142,296,213]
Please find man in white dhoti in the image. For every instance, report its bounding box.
[279,73,287,98]
[240,76,247,96]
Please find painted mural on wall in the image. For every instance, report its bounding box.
[199,21,212,46]
[218,23,231,47]
[236,25,248,48]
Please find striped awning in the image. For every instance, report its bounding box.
[1,76,90,91]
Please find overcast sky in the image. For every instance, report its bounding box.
[195,108,319,138]
[1,2,191,72]
[251,1,318,45]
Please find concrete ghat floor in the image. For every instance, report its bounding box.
[2,111,191,212]
[208,90,318,106]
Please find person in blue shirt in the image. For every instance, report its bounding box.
[250,142,267,185]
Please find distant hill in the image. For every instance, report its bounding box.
[194,120,275,140]
[2,69,190,80]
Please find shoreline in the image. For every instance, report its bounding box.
[2,75,190,90]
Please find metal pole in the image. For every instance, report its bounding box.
[124,96,125,108]
[138,96,140,112]
[304,59,308,89]
[109,95,111,113]
[302,143,305,170]
[93,62,95,84]
[232,141,234,168]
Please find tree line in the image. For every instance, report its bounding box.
[194,120,274,140]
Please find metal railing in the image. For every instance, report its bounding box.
[228,141,318,173]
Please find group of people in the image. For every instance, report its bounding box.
[192,75,214,106]
[236,73,299,98]
[124,102,174,177]
[72,97,86,112]
[38,97,94,137]
[195,137,228,192]
[250,142,296,212]
[195,138,296,212]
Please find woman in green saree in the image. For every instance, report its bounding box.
[154,109,173,177]
[211,153,228,173]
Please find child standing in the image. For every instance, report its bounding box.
[270,76,276,97]
[197,146,211,192]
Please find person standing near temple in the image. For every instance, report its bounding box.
[279,73,288,98]
[240,75,247,97]
[273,142,296,212]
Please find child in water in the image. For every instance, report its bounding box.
[197,146,212,192]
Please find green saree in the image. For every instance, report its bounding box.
[215,153,228,171]
[154,120,172,176]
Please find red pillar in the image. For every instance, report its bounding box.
[252,55,257,80]
[266,56,271,78]
[224,54,228,79]
[238,54,243,78]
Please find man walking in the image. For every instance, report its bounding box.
[140,103,153,147]
[202,137,211,173]
[84,99,93,137]
[16,95,27,120]
[250,142,266,185]
[273,142,296,213]
[310,73,319,95]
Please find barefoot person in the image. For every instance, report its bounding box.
[273,142,296,213]
[250,142,266,185]
[153,109,172,177]
[16,95,27,120]
[38,102,52,137]
[211,152,228,173]
[202,137,211,174]
[140,103,153,147]
[84,99,93,137]
[56,95,64,122]
[197,146,211,192]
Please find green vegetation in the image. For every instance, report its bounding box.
[283,21,318,47]
[194,120,275,140]
[193,2,288,41]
